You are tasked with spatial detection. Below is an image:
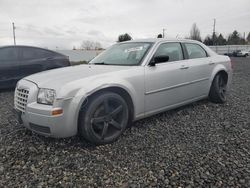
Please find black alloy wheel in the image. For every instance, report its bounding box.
[218,75,227,101]
[79,92,129,144]
[209,73,228,103]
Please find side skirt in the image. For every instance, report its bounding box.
[134,95,208,121]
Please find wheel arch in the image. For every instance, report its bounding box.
[210,64,229,84]
[209,66,229,93]
[211,70,228,83]
[77,86,135,130]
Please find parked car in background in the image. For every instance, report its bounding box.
[236,50,249,57]
[224,50,240,57]
[0,45,70,89]
[224,49,249,57]
[14,39,232,144]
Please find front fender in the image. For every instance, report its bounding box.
[74,78,137,106]
[69,77,140,131]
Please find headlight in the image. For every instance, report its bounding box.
[37,88,56,105]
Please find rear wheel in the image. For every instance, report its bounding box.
[209,73,228,103]
[79,92,129,144]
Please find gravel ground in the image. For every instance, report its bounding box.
[0,57,249,187]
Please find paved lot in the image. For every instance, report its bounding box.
[0,58,249,187]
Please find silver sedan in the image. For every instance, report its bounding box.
[14,39,232,144]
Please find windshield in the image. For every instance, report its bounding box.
[89,42,152,66]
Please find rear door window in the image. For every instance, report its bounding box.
[0,47,18,61]
[21,48,54,59]
[154,42,184,62]
[185,43,207,59]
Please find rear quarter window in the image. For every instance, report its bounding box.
[43,50,57,57]
[185,43,207,59]
[22,48,39,59]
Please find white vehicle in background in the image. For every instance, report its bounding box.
[14,39,233,145]
[236,50,249,57]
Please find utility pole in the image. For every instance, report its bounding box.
[12,22,16,45]
[163,28,165,38]
[212,18,216,45]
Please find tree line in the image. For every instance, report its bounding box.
[77,40,103,50]
[116,26,250,46]
[203,30,249,45]
[77,24,249,50]
[189,23,249,46]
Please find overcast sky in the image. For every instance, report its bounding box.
[0,0,249,49]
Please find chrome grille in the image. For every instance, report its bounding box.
[14,88,29,113]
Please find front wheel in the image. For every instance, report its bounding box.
[209,74,228,103]
[79,92,129,145]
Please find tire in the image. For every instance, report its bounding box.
[79,92,129,145]
[209,73,228,103]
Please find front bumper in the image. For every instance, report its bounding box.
[19,106,76,138]
[15,79,82,138]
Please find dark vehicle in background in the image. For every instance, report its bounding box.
[224,50,249,57]
[0,45,70,89]
[224,50,240,57]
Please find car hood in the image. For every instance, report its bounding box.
[24,64,134,90]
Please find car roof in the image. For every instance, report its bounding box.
[0,45,66,57]
[119,38,217,57]
[122,38,200,44]
[0,45,50,50]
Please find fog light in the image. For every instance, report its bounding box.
[52,108,63,116]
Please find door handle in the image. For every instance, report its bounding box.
[180,65,189,70]
[209,61,215,65]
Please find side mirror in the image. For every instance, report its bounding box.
[149,55,169,66]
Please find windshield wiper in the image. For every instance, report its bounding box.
[92,62,111,65]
